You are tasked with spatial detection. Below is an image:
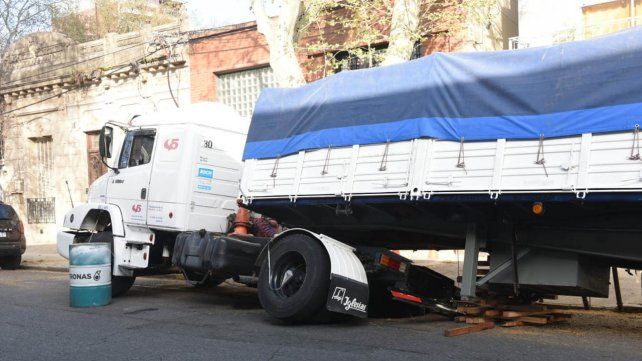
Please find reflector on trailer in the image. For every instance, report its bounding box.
[532,202,545,215]
[379,253,408,273]
[391,290,422,304]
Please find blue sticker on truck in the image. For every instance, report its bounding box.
[198,168,214,179]
[197,184,212,191]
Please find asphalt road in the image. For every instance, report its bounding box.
[1,270,641,361]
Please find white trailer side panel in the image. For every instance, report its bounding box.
[241,131,642,202]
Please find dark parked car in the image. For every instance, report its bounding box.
[0,203,25,270]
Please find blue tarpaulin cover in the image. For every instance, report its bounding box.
[243,27,642,160]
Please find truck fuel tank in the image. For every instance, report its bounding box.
[172,230,268,280]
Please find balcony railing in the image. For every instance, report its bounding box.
[509,16,642,49]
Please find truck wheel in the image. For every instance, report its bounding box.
[0,255,21,270]
[258,234,330,323]
[90,231,136,297]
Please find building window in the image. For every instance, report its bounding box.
[27,197,56,224]
[28,136,55,223]
[31,136,53,198]
[334,42,421,73]
[217,67,277,118]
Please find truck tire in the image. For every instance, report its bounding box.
[0,255,21,270]
[90,231,136,297]
[258,234,331,323]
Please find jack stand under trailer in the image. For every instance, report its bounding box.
[461,224,482,301]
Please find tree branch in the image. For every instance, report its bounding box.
[252,0,306,87]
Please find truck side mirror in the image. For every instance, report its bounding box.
[99,126,113,158]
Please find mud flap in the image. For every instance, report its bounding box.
[326,274,369,318]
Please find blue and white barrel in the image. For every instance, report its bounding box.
[69,243,111,307]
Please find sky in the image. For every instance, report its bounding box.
[186,0,256,30]
[79,0,257,31]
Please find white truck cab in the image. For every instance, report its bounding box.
[58,102,250,278]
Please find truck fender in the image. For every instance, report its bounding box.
[258,228,370,318]
[58,203,125,259]
[62,203,125,236]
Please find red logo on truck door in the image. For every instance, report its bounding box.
[164,138,179,150]
[132,204,142,213]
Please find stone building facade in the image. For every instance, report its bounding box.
[0,23,190,244]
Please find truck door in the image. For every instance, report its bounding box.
[107,128,156,225]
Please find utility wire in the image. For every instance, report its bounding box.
[1,89,71,116]
[1,37,186,117]
[1,39,153,88]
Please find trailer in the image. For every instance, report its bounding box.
[59,27,642,322]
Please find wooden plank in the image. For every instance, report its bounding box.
[444,322,495,337]
[483,309,501,318]
[465,317,488,324]
[457,306,482,315]
[501,320,525,327]
[502,309,556,318]
[517,316,549,325]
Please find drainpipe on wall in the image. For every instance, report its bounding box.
[631,0,636,27]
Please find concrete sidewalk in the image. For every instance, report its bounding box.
[21,244,68,272]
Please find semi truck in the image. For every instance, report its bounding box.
[59,27,642,322]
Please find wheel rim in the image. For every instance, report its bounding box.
[269,251,307,298]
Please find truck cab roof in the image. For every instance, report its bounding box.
[128,102,250,135]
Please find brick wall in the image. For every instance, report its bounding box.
[189,23,270,103]
[188,19,466,104]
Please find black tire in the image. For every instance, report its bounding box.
[0,254,21,270]
[258,234,331,323]
[90,231,136,297]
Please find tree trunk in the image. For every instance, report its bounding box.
[252,0,306,87]
[382,0,421,66]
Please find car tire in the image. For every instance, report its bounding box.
[90,231,136,297]
[257,234,331,323]
[0,254,21,270]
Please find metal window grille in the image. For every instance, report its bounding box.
[31,136,53,198]
[217,67,277,117]
[28,136,55,223]
[27,197,56,224]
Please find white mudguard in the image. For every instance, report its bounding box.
[62,203,126,236]
[58,204,126,260]
[59,203,151,277]
[272,229,369,318]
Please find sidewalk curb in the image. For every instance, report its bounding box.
[21,265,68,273]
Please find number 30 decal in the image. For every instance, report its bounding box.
[164,138,179,150]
